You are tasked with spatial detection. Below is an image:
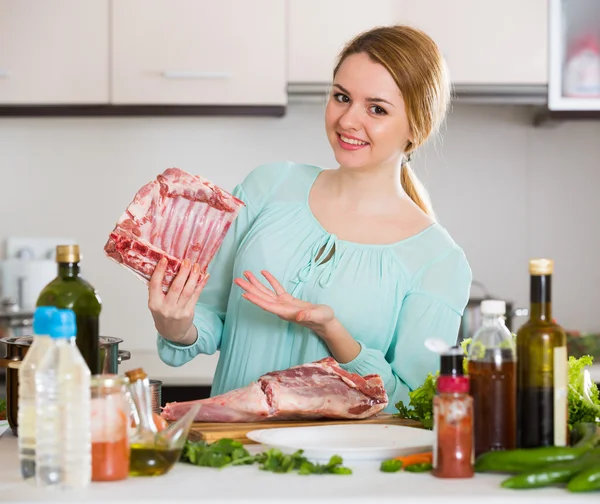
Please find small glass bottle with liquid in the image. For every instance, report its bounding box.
[468,300,517,458]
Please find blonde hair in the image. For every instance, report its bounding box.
[333,25,451,217]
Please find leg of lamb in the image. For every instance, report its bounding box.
[160,357,389,422]
[104,167,245,292]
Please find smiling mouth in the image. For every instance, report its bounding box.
[338,133,369,146]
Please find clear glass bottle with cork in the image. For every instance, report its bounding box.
[36,245,102,374]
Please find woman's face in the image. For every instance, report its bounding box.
[325,52,413,172]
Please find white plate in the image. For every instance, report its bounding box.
[246,424,433,462]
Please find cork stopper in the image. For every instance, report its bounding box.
[125,368,148,383]
[529,258,554,276]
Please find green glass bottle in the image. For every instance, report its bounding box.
[36,245,102,374]
[516,258,568,448]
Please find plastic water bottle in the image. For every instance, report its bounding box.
[17,306,57,479]
[35,308,91,488]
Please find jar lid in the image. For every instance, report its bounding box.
[91,374,128,388]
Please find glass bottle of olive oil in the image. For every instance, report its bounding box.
[516,258,568,448]
[36,245,102,374]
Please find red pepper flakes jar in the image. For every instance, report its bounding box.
[90,374,131,482]
[432,346,474,479]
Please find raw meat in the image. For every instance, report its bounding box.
[160,357,389,422]
[104,168,245,292]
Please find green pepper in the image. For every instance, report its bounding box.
[380,459,403,473]
[567,463,600,493]
[404,463,433,473]
[500,449,600,490]
[475,446,590,474]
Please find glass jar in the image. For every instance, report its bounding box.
[90,374,130,482]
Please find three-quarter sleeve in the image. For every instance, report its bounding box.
[157,162,291,367]
[339,247,472,412]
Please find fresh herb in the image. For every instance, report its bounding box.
[0,399,5,419]
[180,438,352,475]
[394,372,437,430]
[567,355,600,430]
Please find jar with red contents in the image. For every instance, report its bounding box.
[432,346,474,479]
[90,374,131,482]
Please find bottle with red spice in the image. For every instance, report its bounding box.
[432,346,474,479]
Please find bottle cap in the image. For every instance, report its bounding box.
[439,345,464,377]
[481,299,506,315]
[33,306,58,335]
[48,309,77,339]
[437,375,470,394]
[529,258,553,275]
[56,244,80,264]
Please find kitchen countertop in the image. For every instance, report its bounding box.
[0,425,597,504]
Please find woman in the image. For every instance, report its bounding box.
[148,25,472,412]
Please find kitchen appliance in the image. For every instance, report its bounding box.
[0,335,131,436]
[0,259,56,312]
[457,281,528,344]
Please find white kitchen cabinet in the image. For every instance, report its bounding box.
[395,1,548,85]
[111,0,286,106]
[548,0,600,111]
[287,0,395,83]
[0,0,109,104]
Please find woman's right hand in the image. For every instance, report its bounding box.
[148,257,209,344]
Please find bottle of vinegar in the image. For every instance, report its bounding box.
[516,259,568,448]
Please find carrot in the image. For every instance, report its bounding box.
[393,452,433,467]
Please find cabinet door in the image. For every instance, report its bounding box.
[396,0,548,85]
[288,0,395,83]
[111,0,286,105]
[0,0,109,104]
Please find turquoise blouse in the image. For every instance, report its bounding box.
[157,161,472,412]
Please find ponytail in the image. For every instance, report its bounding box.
[400,162,435,218]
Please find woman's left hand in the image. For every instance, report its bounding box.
[234,270,335,334]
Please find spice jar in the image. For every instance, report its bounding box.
[432,346,474,479]
[91,374,131,482]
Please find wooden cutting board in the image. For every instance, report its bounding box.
[187,414,423,444]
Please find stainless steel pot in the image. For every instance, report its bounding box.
[457,281,528,344]
[0,335,131,436]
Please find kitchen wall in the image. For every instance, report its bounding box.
[1,101,599,380]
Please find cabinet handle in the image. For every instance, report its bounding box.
[162,71,230,80]
[0,70,9,78]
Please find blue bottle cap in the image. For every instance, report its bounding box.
[33,306,58,335]
[48,309,77,339]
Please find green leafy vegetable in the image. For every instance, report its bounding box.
[394,372,437,429]
[568,355,600,431]
[0,399,6,419]
[180,439,352,475]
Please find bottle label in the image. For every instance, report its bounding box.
[553,346,568,447]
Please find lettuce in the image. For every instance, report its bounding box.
[568,355,600,430]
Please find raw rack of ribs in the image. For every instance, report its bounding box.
[104,167,245,292]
